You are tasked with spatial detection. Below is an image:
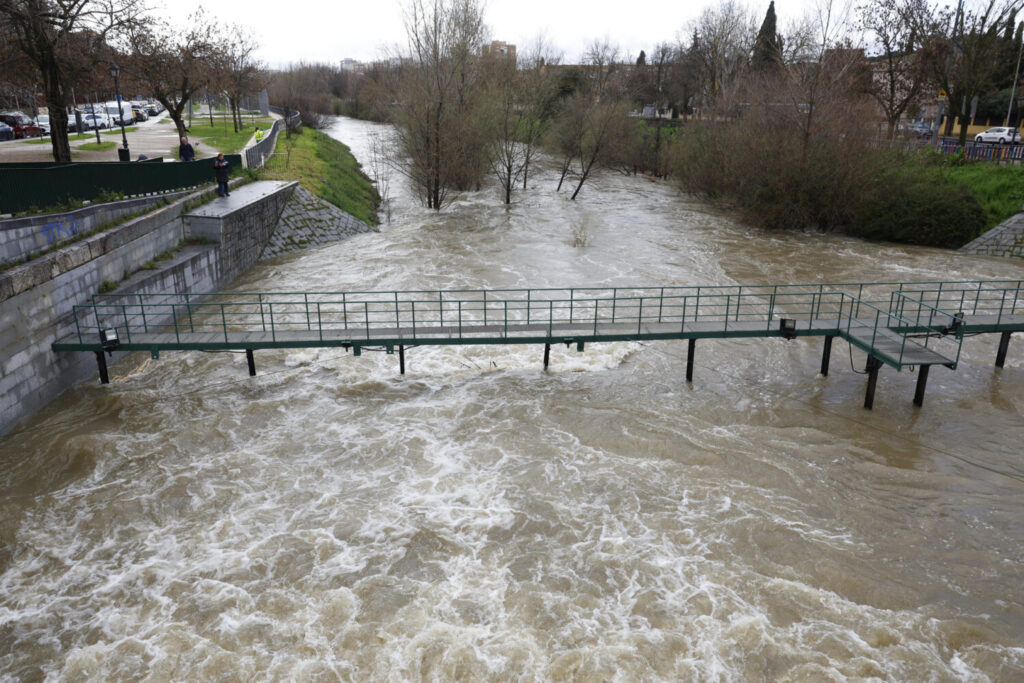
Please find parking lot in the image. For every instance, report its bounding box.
[0,111,230,163]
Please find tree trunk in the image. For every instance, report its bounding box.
[43,62,72,163]
[556,156,572,192]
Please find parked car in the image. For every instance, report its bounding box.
[34,114,50,135]
[145,102,160,116]
[904,122,932,138]
[0,121,14,141]
[0,112,41,138]
[131,106,148,122]
[104,101,133,126]
[82,112,110,130]
[974,126,1021,144]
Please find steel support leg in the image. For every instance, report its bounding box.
[686,339,696,383]
[913,365,930,407]
[543,343,551,369]
[820,335,834,377]
[864,355,882,410]
[399,344,405,375]
[246,349,256,376]
[95,350,109,385]
[995,331,1012,368]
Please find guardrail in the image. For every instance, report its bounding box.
[868,136,1024,163]
[244,108,301,169]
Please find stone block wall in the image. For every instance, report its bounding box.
[959,213,1024,259]
[263,186,376,259]
[0,192,191,266]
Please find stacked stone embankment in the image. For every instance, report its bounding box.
[263,186,377,258]
[960,211,1024,259]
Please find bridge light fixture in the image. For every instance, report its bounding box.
[779,318,797,340]
[100,328,120,354]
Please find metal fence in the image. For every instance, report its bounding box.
[869,136,1024,163]
[244,108,301,169]
[0,155,242,215]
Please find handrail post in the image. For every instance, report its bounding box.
[637,297,643,334]
[526,290,531,325]
[305,293,311,331]
[611,288,617,324]
[394,291,400,330]
[411,300,417,336]
[483,290,487,327]
[269,303,275,342]
[548,300,553,338]
[458,300,463,338]
[767,290,776,331]
[680,297,687,333]
[569,288,574,324]
[439,291,444,327]
[593,299,599,335]
[139,294,148,333]
[504,300,508,337]
[736,286,741,321]
[221,304,228,343]
[172,303,180,343]
[122,305,132,344]
[258,293,266,332]
[364,303,370,340]
[317,302,323,342]
[658,287,665,322]
[342,293,348,331]
[186,292,194,332]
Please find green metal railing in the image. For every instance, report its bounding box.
[51,280,1024,370]
[0,156,242,214]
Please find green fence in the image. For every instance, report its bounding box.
[0,155,242,214]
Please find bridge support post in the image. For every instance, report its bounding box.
[399,345,405,375]
[686,339,696,383]
[246,349,256,376]
[94,351,109,385]
[820,335,834,376]
[864,355,882,410]
[913,365,930,407]
[543,343,551,369]
[995,331,1012,368]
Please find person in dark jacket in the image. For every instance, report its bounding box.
[213,152,231,197]
[179,136,195,162]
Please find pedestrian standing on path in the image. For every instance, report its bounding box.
[179,136,195,162]
[214,152,231,197]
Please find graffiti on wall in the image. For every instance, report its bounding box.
[40,215,80,245]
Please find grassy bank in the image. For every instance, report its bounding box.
[939,163,1024,232]
[262,126,379,225]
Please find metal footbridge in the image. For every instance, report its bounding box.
[52,280,1024,409]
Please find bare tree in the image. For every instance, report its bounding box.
[127,10,218,139]
[860,0,931,137]
[915,0,1023,143]
[481,54,526,204]
[552,41,633,200]
[0,0,143,161]
[388,0,488,209]
[517,37,562,189]
[689,0,758,115]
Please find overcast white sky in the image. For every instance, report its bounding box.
[154,0,820,68]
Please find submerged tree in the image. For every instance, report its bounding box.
[389,0,488,210]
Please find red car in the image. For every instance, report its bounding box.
[0,112,42,138]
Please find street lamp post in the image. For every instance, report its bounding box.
[108,62,130,161]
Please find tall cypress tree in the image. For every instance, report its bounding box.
[752,1,783,72]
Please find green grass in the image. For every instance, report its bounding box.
[262,126,380,225]
[78,141,116,152]
[183,117,274,153]
[103,126,137,135]
[939,163,1024,232]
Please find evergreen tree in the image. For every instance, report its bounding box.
[752,1,783,72]
[637,50,646,66]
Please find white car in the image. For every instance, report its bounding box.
[82,112,110,130]
[34,114,50,135]
[974,126,1021,144]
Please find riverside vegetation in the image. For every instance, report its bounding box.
[277,0,1024,252]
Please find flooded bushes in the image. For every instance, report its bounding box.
[671,122,987,249]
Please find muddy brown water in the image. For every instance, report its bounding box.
[1,116,1022,680]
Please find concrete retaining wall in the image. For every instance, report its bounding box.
[0,180,294,436]
[0,192,191,266]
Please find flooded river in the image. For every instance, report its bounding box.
[1,116,1023,680]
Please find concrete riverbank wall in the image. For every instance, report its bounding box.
[0,180,311,436]
[960,211,1024,259]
